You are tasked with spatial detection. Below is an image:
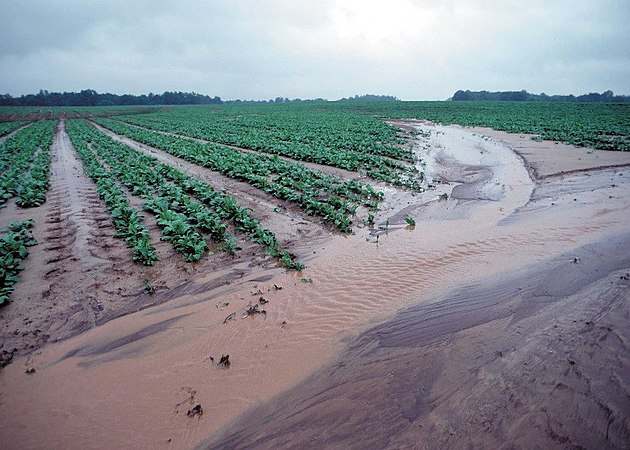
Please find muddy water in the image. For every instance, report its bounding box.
[1,123,629,449]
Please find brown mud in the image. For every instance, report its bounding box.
[1,121,629,449]
[0,120,322,367]
[205,234,630,449]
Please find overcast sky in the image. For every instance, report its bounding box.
[1,0,629,100]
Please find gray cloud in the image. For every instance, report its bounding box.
[1,0,628,99]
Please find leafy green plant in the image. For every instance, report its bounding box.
[405,217,416,227]
[0,220,38,305]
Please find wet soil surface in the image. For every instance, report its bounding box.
[1,120,629,449]
[0,121,325,367]
[204,234,630,449]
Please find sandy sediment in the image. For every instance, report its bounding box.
[461,125,630,179]
[205,233,630,449]
[0,120,629,449]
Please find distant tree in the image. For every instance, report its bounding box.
[0,90,223,106]
[451,89,630,103]
[338,94,399,102]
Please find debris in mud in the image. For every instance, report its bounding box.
[300,278,313,283]
[251,289,263,296]
[174,387,199,416]
[186,404,203,418]
[439,193,449,201]
[25,368,36,375]
[218,354,230,368]
[258,296,268,304]
[217,301,230,308]
[1,349,15,367]
[272,284,283,291]
[572,257,580,264]
[223,312,236,324]
[620,273,629,281]
[143,279,155,295]
[243,303,266,318]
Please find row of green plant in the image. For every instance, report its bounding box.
[0,121,27,136]
[94,118,386,231]
[113,109,422,188]
[0,121,56,208]
[67,120,209,263]
[332,101,630,151]
[0,220,37,305]
[65,122,159,265]
[118,104,413,158]
[67,120,304,269]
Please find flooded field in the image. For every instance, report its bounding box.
[1,120,629,449]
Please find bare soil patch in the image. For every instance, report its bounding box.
[205,234,630,449]
[467,126,630,178]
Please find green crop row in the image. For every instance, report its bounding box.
[65,122,158,266]
[94,118,386,231]
[0,121,28,136]
[0,220,37,305]
[68,120,304,269]
[113,108,422,188]
[0,121,56,208]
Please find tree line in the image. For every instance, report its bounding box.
[0,90,402,107]
[451,89,630,103]
[0,90,223,107]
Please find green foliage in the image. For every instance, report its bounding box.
[0,120,55,208]
[95,118,389,231]
[65,120,158,266]
[0,220,37,305]
[66,120,305,270]
[0,121,27,136]
[335,101,630,152]
[405,217,416,227]
[107,104,422,191]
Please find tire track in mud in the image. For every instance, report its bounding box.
[0,121,142,365]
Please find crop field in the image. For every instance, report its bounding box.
[2,99,630,450]
[0,100,628,351]
[0,104,427,321]
[334,101,630,151]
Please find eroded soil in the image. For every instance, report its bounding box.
[0,120,328,367]
[1,120,629,449]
